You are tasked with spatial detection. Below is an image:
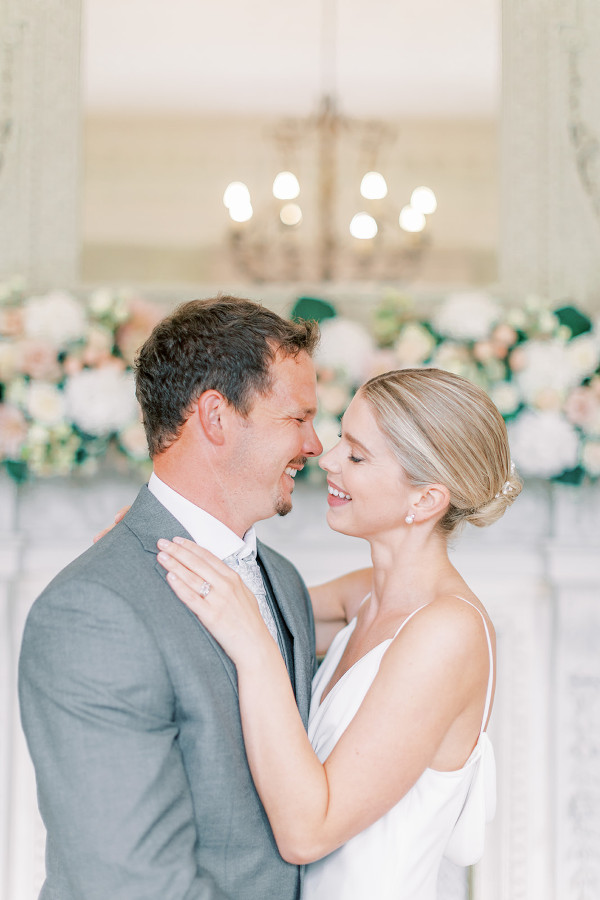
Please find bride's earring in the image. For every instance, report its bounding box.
[405,513,415,525]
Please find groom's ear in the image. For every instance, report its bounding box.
[196,390,228,445]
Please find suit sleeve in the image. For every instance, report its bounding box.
[18,578,228,900]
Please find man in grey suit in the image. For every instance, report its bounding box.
[19,296,323,899]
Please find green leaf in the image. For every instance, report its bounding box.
[291,297,337,324]
[4,459,28,483]
[553,465,585,485]
[554,306,592,338]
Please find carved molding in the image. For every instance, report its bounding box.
[0,0,82,288]
[500,0,600,304]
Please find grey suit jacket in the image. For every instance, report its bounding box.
[19,486,316,900]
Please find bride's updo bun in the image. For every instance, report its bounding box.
[360,368,523,536]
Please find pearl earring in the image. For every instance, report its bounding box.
[405,514,415,525]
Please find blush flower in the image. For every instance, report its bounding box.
[0,404,28,458]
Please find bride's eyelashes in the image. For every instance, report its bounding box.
[337,431,364,464]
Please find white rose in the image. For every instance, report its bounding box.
[432,292,501,341]
[65,367,139,436]
[88,288,115,316]
[315,318,375,385]
[581,440,600,477]
[430,342,481,384]
[489,382,520,416]
[23,291,87,347]
[566,332,600,381]
[394,323,436,366]
[508,410,579,477]
[26,382,67,426]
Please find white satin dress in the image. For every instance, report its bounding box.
[303,598,496,900]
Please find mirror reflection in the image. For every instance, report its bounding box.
[82,0,500,286]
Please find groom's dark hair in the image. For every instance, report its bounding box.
[135,295,320,457]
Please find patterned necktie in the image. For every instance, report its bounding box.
[223,551,281,650]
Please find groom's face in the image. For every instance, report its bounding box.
[226,350,322,525]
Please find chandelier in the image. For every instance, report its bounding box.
[222,3,437,283]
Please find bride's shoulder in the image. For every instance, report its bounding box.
[392,592,494,661]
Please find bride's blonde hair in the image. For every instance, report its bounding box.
[360,368,522,535]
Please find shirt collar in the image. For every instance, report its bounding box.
[148,472,257,560]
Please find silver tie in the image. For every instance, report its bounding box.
[224,551,281,650]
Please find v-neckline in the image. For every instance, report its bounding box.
[318,620,394,708]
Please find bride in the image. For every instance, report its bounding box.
[157,367,521,899]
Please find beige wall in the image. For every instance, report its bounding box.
[82,114,498,288]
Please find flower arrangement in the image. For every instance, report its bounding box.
[0,279,163,481]
[309,291,600,484]
[2,282,599,484]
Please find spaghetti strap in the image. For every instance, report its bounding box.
[452,597,494,735]
[390,597,494,735]
[392,604,429,639]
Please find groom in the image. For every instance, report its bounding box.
[19,296,322,900]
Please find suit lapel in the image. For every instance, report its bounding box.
[124,486,239,693]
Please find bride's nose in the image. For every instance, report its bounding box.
[318,443,341,473]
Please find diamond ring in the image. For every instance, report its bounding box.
[199,581,212,598]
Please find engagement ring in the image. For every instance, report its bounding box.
[199,581,212,598]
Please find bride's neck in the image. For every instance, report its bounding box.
[368,530,454,614]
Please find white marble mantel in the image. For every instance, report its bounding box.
[1,473,599,900]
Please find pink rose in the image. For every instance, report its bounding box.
[0,404,28,458]
[116,299,164,366]
[0,307,24,337]
[16,340,61,380]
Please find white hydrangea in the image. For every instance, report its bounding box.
[65,368,139,436]
[508,410,579,478]
[315,318,375,385]
[23,291,87,347]
[514,339,586,408]
[432,292,501,341]
[25,382,67,426]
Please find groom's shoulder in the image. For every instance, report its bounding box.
[36,486,166,603]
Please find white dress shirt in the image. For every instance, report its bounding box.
[148,472,257,561]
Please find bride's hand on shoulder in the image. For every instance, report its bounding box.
[156,538,271,664]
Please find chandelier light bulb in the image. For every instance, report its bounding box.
[399,206,426,233]
[410,186,437,214]
[350,212,378,240]
[280,203,303,226]
[229,201,253,223]
[273,171,300,200]
[223,181,251,209]
[360,171,388,200]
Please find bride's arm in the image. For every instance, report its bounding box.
[157,538,487,864]
[309,568,372,656]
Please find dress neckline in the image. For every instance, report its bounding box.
[316,595,494,738]
[318,603,428,708]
